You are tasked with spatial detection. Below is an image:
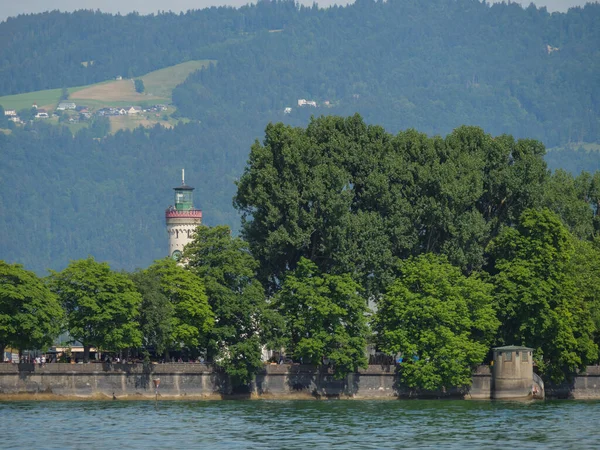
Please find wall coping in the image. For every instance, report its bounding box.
[1,363,596,377]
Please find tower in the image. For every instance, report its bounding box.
[165,169,202,261]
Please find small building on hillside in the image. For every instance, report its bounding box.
[35,109,49,119]
[298,99,317,107]
[57,102,76,110]
[4,110,16,116]
[127,106,142,115]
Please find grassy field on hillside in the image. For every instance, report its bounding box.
[70,80,153,103]
[0,86,86,111]
[142,60,212,99]
[0,60,212,111]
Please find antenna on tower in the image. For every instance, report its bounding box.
[182,168,185,185]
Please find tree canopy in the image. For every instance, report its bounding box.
[2,107,600,386]
[488,208,599,381]
[183,225,282,386]
[48,257,143,361]
[372,254,498,390]
[132,259,213,358]
[274,257,368,377]
[235,116,548,297]
[0,261,63,355]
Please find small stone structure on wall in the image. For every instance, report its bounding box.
[492,345,543,399]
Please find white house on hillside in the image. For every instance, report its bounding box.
[57,102,76,110]
[298,99,317,107]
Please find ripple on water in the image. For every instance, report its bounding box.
[0,400,599,449]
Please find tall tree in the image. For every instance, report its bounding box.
[49,257,142,362]
[235,117,548,299]
[567,238,600,354]
[0,261,63,357]
[140,259,213,357]
[543,169,595,239]
[134,79,145,94]
[183,225,283,386]
[372,254,498,390]
[274,257,369,378]
[489,208,598,381]
[130,269,173,358]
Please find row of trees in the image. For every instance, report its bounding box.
[232,116,600,386]
[2,117,600,390]
[2,209,599,388]
[0,225,367,386]
[0,227,263,385]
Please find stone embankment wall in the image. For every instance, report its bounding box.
[0,363,597,400]
[544,366,600,399]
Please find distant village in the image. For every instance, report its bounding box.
[4,95,338,125]
[3,102,169,125]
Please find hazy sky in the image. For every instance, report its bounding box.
[0,0,593,22]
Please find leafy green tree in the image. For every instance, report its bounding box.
[183,225,283,386]
[489,208,598,381]
[49,257,143,362]
[235,117,548,301]
[234,117,356,294]
[134,79,145,94]
[17,107,36,122]
[130,269,173,358]
[274,257,369,378]
[372,254,498,390]
[576,171,600,237]
[0,261,63,357]
[569,238,600,353]
[543,169,595,239]
[141,259,213,356]
[88,116,110,138]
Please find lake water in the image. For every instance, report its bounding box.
[1,399,598,449]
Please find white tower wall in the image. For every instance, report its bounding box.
[166,217,202,257]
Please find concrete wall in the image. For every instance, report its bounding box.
[544,366,600,399]
[0,363,597,400]
[0,362,222,399]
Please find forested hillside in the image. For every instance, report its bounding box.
[173,0,600,147]
[0,2,299,95]
[1,0,599,274]
[0,121,248,273]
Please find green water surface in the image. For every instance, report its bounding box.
[1,399,598,449]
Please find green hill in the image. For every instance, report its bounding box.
[1,0,599,275]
